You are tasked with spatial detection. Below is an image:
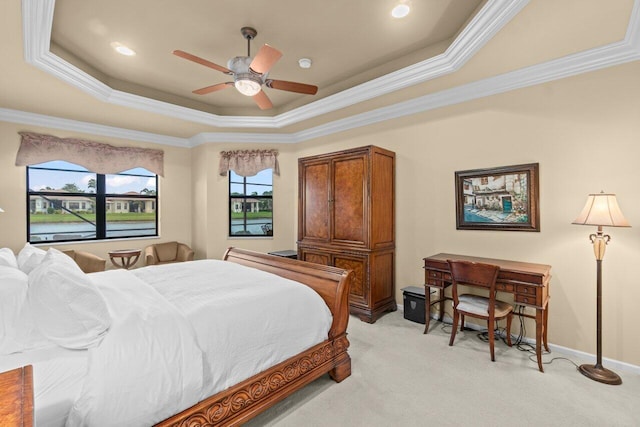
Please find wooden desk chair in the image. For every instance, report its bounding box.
[447,259,514,361]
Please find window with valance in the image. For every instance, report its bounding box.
[16,132,162,243]
[220,150,278,237]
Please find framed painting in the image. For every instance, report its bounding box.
[455,163,539,231]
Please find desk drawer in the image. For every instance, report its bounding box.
[495,283,514,293]
[427,271,441,279]
[427,278,439,286]
[516,285,537,297]
[515,284,540,306]
[425,270,450,288]
[515,294,537,305]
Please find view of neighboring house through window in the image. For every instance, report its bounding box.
[229,169,273,236]
[27,161,158,243]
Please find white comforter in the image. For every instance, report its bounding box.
[64,259,332,426]
[66,269,205,426]
[131,260,333,398]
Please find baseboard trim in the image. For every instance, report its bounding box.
[397,304,640,375]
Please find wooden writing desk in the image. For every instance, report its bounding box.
[423,253,551,372]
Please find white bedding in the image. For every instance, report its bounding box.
[132,260,333,398]
[1,259,332,426]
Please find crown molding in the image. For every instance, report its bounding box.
[22,0,528,129]
[8,0,639,147]
[0,108,190,147]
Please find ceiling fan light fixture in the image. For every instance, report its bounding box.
[235,75,262,96]
[391,2,411,18]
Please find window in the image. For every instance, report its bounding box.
[229,169,273,236]
[27,161,158,243]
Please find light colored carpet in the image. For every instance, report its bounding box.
[246,311,640,427]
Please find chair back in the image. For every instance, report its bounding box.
[447,259,500,309]
[154,241,179,262]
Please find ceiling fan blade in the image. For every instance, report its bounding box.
[193,82,234,95]
[252,90,273,110]
[265,79,318,95]
[173,50,232,74]
[249,44,283,74]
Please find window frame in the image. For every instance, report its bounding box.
[228,170,273,237]
[26,163,159,243]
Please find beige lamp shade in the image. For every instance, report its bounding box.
[572,192,630,227]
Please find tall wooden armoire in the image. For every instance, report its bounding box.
[297,145,395,323]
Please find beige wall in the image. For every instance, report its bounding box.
[0,122,193,267]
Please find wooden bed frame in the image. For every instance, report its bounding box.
[155,247,353,427]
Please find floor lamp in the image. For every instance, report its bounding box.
[572,192,630,385]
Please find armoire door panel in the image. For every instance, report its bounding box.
[299,249,331,266]
[334,255,367,306]
[332,156,366,245]
[371,150,395,248]
[302,162,330,241]
[371,251,394,304]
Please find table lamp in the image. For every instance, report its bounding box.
[572,192,630,385]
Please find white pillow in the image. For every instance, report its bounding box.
[0,264,56,355]
[0,248,18,269]
[0,266,29,354]
[28,259,111,349]
[42,247,80,269]
[17,243,46,274]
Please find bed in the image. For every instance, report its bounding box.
[0,246,352,426]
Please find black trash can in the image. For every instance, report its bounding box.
[402,286,426,324]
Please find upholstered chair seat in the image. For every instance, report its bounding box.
[145,241,194,266]
[456,294,513,318]
[62,250,106,274]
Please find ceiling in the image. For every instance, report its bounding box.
[1,0,638,146]
[49,0,483,117]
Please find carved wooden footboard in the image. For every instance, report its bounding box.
[155,247,352,427]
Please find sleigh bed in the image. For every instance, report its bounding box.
[0,247,352,426]
[156,248,353,426]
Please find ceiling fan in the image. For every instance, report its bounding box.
[173,27,318,110]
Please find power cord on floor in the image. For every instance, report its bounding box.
[512,304,580,368]
[433,305,581,368]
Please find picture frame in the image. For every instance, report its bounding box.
[455,163,540,232]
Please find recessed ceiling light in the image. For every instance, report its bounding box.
[110,42,136,56]
[391,2,410,18]
[298,58,312,69]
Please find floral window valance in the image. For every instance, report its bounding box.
[218,149,280,177]
[15,132,165,176]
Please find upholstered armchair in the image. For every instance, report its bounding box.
[62,250,106,273]
[145,241,194,266]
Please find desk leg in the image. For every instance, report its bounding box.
[543,303,549,352]
[438,289,445,322]
[423,289,431,334]
[536,308,544,373]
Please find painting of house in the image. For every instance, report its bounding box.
[464,172,528,223]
